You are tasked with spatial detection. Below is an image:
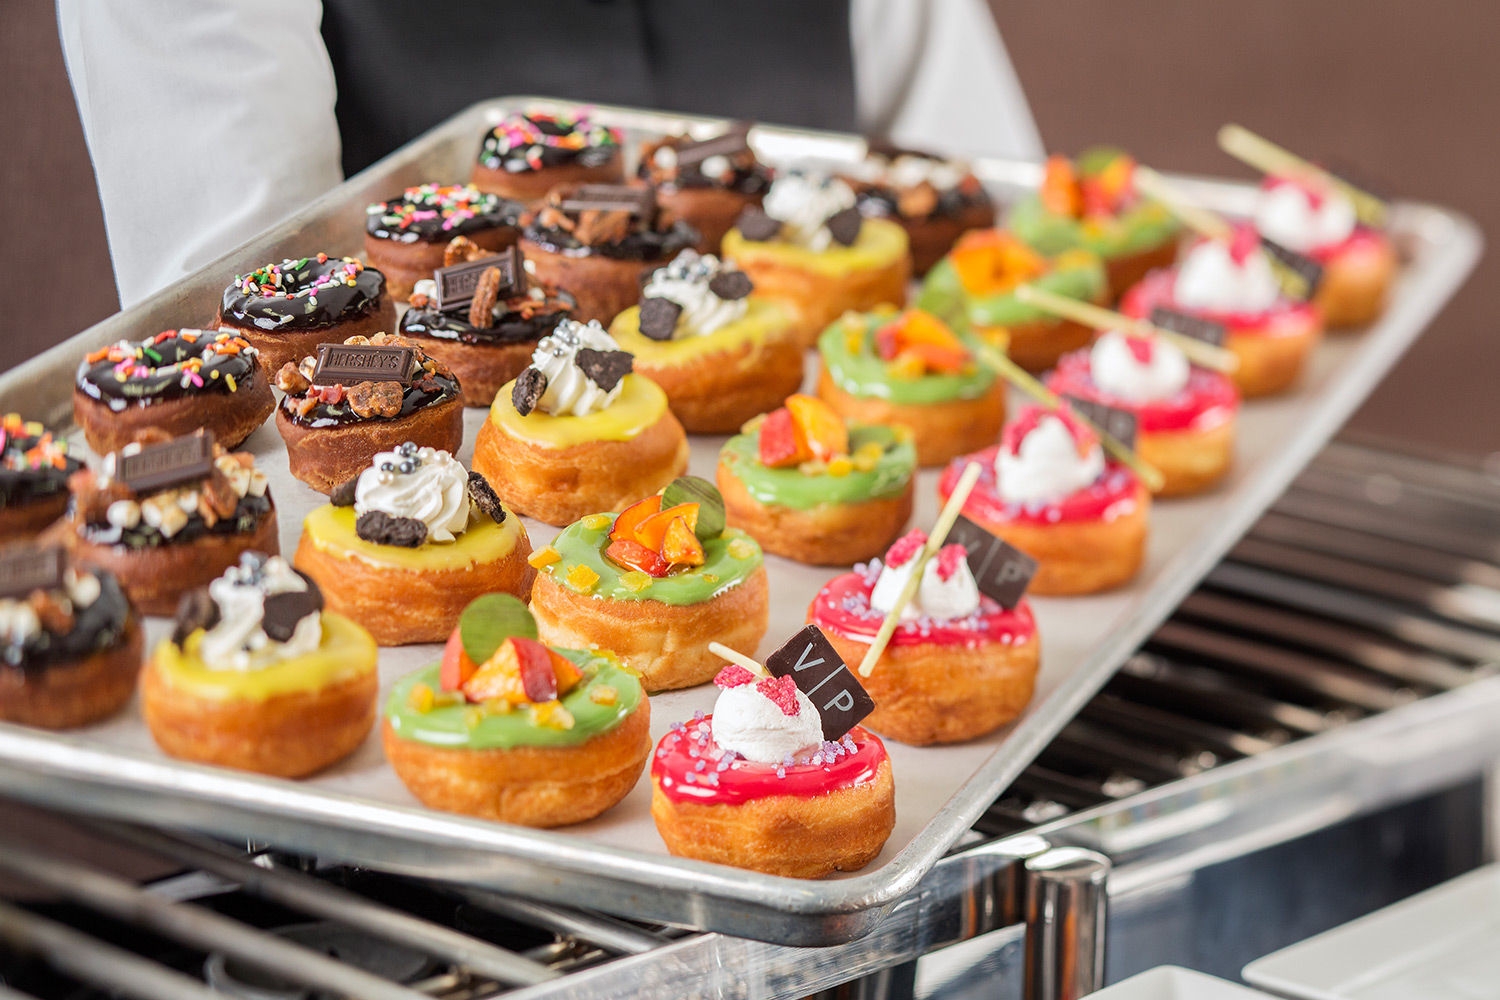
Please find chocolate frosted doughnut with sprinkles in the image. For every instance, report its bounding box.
[215,253,397,376]
[0,415,79,541]
[364,184,522,299]
[74,329,275,454]
[471,109,625,202]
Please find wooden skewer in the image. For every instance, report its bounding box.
[708,642,768,677]
[1013,284,1239,373]
[973,341,1166,493]
[857,461,983,678]
[1132,166,1234,241]
[1218,123,1387,229]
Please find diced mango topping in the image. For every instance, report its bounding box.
[530,701,576,730]
[581,513,612,531]
[408,683,435,713]
[528,546,562,569]
[827,456,854,477]
[565,564,600,592]
[589,685,618,706]
[728,537,758,560]
[619,570,653,592]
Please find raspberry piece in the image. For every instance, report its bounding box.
[755,674,801,716]
[935,543,967,582]
[713,664,756,689]
[885,529,927,569]
[1228,225,1260,265]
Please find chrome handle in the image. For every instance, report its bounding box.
[1024,847,1110,1000]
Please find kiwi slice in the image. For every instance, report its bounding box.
[661,475,725,541]
[459,593,538,664]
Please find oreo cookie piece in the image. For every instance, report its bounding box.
[826,207,863,247]
[262,584,324,643]
[736,207,781,242]
[355,511,428,548]
[708,270,754,300]
[639,297,683,341]
[575,348,633,392]
[511,367,548,416]
[467,471,507,524]
[329,476,359,507]
[171,587,220,647]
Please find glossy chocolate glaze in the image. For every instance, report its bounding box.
[524,219,699,262]
[637,136,773,196]
[75,495,274,550]
[0,427,77,509]
[0,571,132,674]
[399,289,576,347]
[279,372,461,429]
[477,112,622,173]
[221,255,386,332]
[76,331,258,411]
[366,184,521,244]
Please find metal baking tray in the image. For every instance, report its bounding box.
[0,98,1480,946]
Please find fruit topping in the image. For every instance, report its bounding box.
[1039,154,1082,217]
[755,674,802,716]
[460,635,582,706]
[756,407,810,468]
[661,516,706,568]
[605,537,670,578]
[1003,405,1098,458]
[713,664,757,689]
[611,494,662,541]
[564,563,600,592]
[634,503,699,551]
[527,545,561,568]
[885,529,927,569]
[784,394,848,462]
[439,628,478,691]
[934,543,968,582]
[874,310,970,375]
[948,230,1048,296]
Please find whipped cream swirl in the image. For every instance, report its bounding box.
[198,554,322,670]
[1174,239,1281,315]
[532,319,625,417]
[712,682,824,764]
[355,444,470,543]
[870,534,981,621]
[1256,180,1357,253]
[763,173,857,251]
[1090,330,1190,403]
[998,414,1105,505]
[641,250,748,336]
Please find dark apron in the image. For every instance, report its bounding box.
[321,0,857,176]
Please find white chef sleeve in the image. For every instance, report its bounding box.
[57,0,343,308]
[851,0,1044,162]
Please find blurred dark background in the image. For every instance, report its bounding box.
[2,1,1492,457]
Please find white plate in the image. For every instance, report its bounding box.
[1091,966,1276,999]
[1244,863,1500,1000]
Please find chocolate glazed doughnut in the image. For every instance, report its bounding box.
[364,184,522,299]
[216,254,397,376]
[637,130,772,254]
[471,110,625,202]
[0,416,79,542]
[521,184,699,324]
[74,330,275,454]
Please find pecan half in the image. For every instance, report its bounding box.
[275,362,311,394]
[346,380,404,419]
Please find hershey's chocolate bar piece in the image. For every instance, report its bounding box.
[559,184,656,217]
[1148,306,1227,347]
[434,245,526,311]
[0,544,67,600]
[312,344,415,386]
[1064,394,1138,451]
[946,516,1037,610]
[766,624,875,742]
[675,126,752,168]
[1260,237,1325,301]
[117,432,216,493]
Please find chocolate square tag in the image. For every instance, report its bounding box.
[1064,394,1138,451]
[675,126,752,169]
[766,624,874,741]
[946,516,1037,610]
[1260,237,1325,301]
[434,246,525,311]
[1148,306,1227,347]
[559,185,656,218]
[117,432,216,493]
[0,544,67,600]
[312,344,415,386]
